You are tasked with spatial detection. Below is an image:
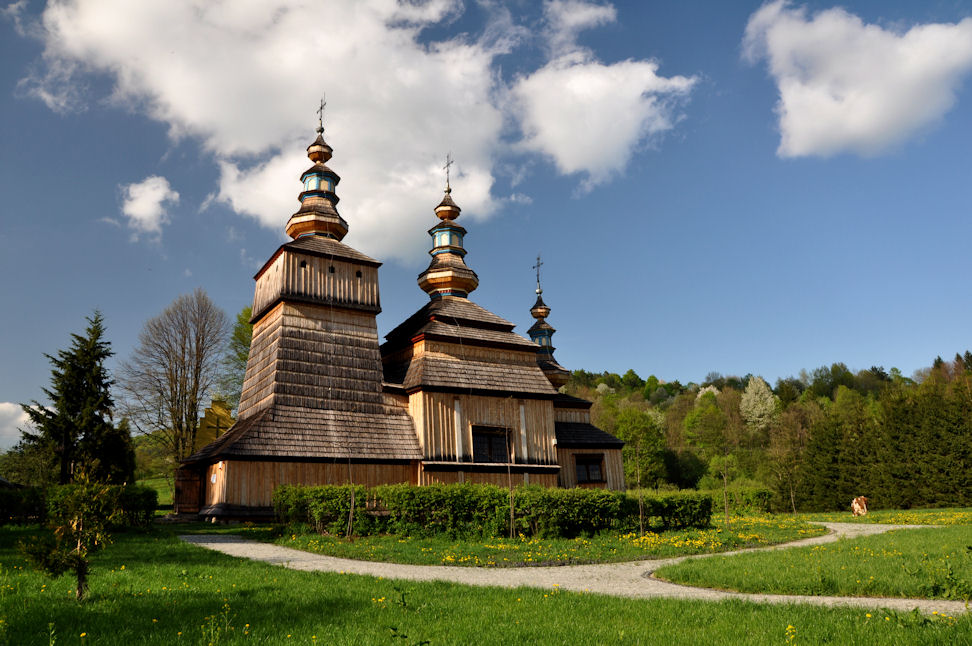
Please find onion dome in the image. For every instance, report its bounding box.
[417,168,479,299]
[285,122,349,240]
[528,257,569,388]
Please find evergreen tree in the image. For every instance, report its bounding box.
[20,312,133,484]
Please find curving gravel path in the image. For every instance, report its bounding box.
[180,522,969,616]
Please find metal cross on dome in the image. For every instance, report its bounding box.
[317,94,326,132]
[443,152,454,191]
[533,254,543,292]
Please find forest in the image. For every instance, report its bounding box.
[568,354,972,512]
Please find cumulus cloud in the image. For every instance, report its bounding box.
[20,0,695,260]
[744,1,972,158]
[120,175,180,240]
[0,402,29,451]
[512,1,695,189]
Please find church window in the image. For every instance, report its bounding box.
[472,426,510,463]
[328,265,335,273]
[575,454,604,483]
[355,270,362,278]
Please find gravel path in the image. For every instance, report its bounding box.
[181,522,969,616]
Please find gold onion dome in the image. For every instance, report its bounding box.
[285,123,348,240]
[418,169,479,299]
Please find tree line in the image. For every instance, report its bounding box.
[569,357,972,512]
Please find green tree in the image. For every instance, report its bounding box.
[615,407,665,489]
[684,391,734,525]
[218,305,253,412]
[621,369,644,392]
[19,312,132,485]
[768,401,818,512]
[642,375,660,400]
[774,377,804,406]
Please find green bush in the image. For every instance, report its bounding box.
[115,485,158,528]
[0,487,46,525]
[273,483,713,539]
[34,484,157,529]
[696,488,772,514]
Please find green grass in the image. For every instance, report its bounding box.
[137,476,174,507]
[656,524,972,601]
[271,513,827,566]
[1,524,969,645]
[796,507,972,525]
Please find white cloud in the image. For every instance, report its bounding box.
[511,1,695,189]
[543,0,616,58]
[0,402,29,451]
[744,1,972,158]
[120,175,180,240]
[21,0,695,260]
[513,55,695,188]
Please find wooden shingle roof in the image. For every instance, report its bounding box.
[384,297,515,348]
[555,421,625,449]
[184,403,421,463]
[402,355,557,396]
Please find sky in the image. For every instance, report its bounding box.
[1,0,972,449]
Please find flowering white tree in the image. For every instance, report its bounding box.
[740,376,778,436]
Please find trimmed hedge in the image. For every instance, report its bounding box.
[273,483,712,539]
[0,484,157,528]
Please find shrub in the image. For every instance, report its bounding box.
[115,485,158,528]
[273,483,713,539]
[24,482,124,600]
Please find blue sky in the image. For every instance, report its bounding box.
[2,0,972,447]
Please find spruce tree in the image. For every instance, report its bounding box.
[20,312,133,484]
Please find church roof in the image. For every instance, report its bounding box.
[254,235,381,281]
[381,297,557,397]
[555,421,625,449]
[183,403,422,464]
[384,297,517,344]
[400,354,556,396]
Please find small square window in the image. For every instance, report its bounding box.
[471,426,510,463]
[575,454,604,484]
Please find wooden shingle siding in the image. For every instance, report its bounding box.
[238,302,285,416]
[556,448,625,490]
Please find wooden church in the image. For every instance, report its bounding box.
[175,118,624,519]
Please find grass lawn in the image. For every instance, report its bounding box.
[655,524,972,601]
[1,524,969,646]
[796,508,972,525]
[268,513,827,567]
[137,476,174,507]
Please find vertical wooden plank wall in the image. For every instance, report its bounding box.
[412,392,557,464]
[252,253,380,317]
[213,460,417,508]
[418,468,558,488]
[556,448,625,491]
